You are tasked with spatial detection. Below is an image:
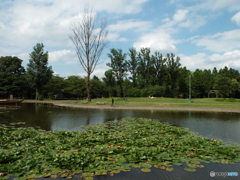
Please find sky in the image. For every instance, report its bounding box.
[1,0,240,78]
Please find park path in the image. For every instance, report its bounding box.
[23,100,240,113]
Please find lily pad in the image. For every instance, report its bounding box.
[140,163,152,168]
[166,167,174,171]
[172,162,182,166]
[132,164,141,168]
[141,168,151,172]
[85,177,94,180]
[111,169,121,174]
[184,167,196,172]
[1,117,240,179]
[187,164,197,168]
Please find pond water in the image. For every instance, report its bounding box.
[1,103,240,145]
[1,103,240,180]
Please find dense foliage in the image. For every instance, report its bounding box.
[106,48,240,98]
[1,118,240,179]
[1,47,240,100]
[26,43,53,100]
[0,56,26,99]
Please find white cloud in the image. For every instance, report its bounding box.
[107,19,151,42]
[180,53,208,70]
[173,9,188,22]
[179,50,240,71]
[0,0,149,56]
[231,11,240,26]
[192,0,240,11]
[133,28,180,53]
[133,9,191,53]
[162,18,170,23]
[92,0,149,14]
[107,33,129,42]
[49,49,77,64]
[179,13,207,31]
[161,9,206,33]
[193,29,240,52]
[108,19,151,32]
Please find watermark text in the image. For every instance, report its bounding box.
[210,171,238,177]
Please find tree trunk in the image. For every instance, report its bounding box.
[86,73,91,102]
[36,88,38,100]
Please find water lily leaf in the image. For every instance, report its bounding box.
[132,164,141,168]
[2,117,240,179]
[211,159,220,163]
[82,173,94,177]
[42,173,51,177]
[161,161,172,167]
[190,160,200,164]
[50,174,58,178]
[61,172,70,178]
[158,166,166,169]
[111,169,120,174]
[201,160,211,163]
[172,162,182,166]
[148,160,158,165]
[117,158,125,163]
[166,167,174,171]
[141,168,151,172]
[122,168,131,172]
[187,164,197,168]
[184,167,196,172]
[85,177,94,180]
[140,163,152,168]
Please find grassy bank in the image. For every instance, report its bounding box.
[1,118,240,179]
[65,97,240,109]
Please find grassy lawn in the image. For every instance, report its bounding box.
[66,97,240,109]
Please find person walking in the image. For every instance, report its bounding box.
[111,98,114,107]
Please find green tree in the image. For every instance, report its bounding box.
[44,75,65,99]
[127,48,138,87]
[151,51,167,86]
[166,53,181,97]
[178,67,190,98]
[214,75,232,98]
[137,48,153,88]
[91,76,106,98]
[102,70,116,97]
[230,79,240,98]
[192,69,205,98]
[64,75,86,99]
[0,56,26,98]
[26,43,53,100]
[107,48,127,97]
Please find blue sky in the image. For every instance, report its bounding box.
[1,0,240,78]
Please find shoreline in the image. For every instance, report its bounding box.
[23,100,240,113]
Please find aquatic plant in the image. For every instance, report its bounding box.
[0,118,240,179]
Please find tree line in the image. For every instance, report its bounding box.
[105,47,240,99]
[1,45,240,100]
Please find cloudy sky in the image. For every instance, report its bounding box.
[1,0,240,78]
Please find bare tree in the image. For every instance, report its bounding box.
[69,7,108,102]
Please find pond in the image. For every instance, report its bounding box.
[0,103,240,180]
[1,103,240,145]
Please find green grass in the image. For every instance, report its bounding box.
[65,97,240,109]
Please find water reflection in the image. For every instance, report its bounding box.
[0,103,240,145]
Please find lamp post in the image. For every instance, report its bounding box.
[189,75,191,103]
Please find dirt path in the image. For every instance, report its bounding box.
[23,100,240,113]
